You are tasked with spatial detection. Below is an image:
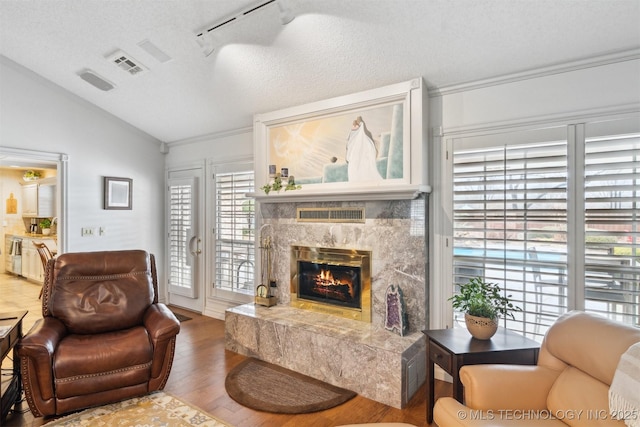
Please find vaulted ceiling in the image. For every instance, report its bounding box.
[1,0,639,143]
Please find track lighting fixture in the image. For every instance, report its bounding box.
[277,0,295,25]
[195,0,294,57]
[196,32,219,57]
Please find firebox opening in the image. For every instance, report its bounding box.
[290,246,372,322]
[298,261,361,309]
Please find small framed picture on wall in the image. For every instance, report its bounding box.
[104,176,132,210]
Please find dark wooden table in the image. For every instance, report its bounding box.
[1,310,27,423]
[423,326,540,423]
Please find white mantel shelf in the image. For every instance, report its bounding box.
[249,184,431,203]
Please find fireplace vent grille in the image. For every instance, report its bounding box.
[296,208,365,223]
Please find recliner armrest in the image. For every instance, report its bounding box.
[16,317,67,403]
[143,303,180,342]
[460,364,561,410]
[143,303,180,387]
[16,317,67,359]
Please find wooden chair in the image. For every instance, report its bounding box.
[529,247,566,333]
[33,242,53,299]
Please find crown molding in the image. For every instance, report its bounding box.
[428,48,640,98]
[166,126,253,147]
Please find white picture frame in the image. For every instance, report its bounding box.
[254,78,428,201]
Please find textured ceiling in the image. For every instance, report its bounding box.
[1,0,639,143]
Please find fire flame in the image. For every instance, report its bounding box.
[319,269,334,282]
[313,269,355,299]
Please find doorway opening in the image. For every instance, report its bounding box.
[0,147,67,260]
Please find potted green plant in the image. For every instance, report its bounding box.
[23,170,42,181]
[449,277,522,340]
[39,218,52,235]
[261,175,301,194]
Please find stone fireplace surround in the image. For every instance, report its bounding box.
[225,198,428,408]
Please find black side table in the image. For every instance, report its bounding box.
[423,326,540,423]
[1,311,27,423]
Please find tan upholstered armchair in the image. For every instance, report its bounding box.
[16,250,180,417]
[434,311,640,427]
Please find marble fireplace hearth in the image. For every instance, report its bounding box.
[225,304,426,408]
[225,198,428,408]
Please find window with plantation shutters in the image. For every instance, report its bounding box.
[583,120,640,326]
[450,117,639,340]
[452,127,570,339]
[214,166,255,296]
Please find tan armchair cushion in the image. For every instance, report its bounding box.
[461,364,561,410]
[547,366,621,427]
[434,397,568,427]
[543,311,640,385]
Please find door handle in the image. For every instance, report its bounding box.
[185,229,201,267]
[191,236,202,256]
[188,235,202,255]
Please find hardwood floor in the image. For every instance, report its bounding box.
[1,273,451,426]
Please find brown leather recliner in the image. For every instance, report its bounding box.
[16,250,180,417]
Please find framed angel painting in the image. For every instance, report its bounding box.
[254,78,427,199]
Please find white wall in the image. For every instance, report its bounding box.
[0,57,166,285]
[435,58,640,133]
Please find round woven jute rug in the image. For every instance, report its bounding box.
[225,358,356,414]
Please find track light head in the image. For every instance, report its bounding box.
[278,0,295,25]
[196,32,218,57]
[195,0,293,57]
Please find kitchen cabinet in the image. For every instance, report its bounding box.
[8,236,56,283]
[22,244,41,282]
[22,184,37,216]
[21,180,56,218]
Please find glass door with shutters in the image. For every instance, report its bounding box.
[166,167,204,312]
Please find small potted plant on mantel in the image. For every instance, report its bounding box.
[449,277,522,340]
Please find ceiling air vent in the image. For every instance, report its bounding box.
[296,208,365,223]
[106,50,147,76]
[78,69,115,91]
[138,39,172,63]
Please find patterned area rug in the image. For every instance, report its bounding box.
[43,391,232,426]
[225,358,357,414]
